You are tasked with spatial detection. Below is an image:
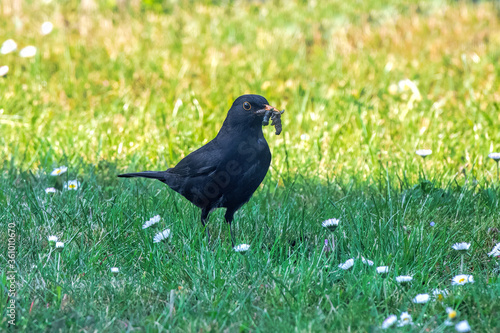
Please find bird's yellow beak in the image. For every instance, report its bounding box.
[264,104,280,113]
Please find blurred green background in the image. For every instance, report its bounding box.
[1,0,500,181]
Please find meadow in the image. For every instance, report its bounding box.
[1,0,500,331]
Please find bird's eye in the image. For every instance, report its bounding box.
[243,102,251,110]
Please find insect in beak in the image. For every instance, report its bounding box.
[256,105,285,135]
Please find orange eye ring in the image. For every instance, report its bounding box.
[243,101,251,110]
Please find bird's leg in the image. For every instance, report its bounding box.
[224,210,236,247]
[201,208,210,240]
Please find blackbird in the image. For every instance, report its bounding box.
[118,94,282,245]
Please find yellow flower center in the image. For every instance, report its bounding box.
[459,278,465,283]
[403,318,409,322]
[69,184,76,189]
[448,310,457,319]
[437,294,443,301]
[56,169,61,174]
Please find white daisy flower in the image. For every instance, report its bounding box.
[64,180,80,191]
[488,242,500,257]
[50,166,68,176]
[398,79,421,100]
[361,256,374,266]
[397,312,412,327]
[488,153,500,161]
[338,258,354,270]
[412,293,430,304]
[377,266,389,274]
[388,83,398,95]
[471,53,480,63]
[110,267,119,274]
[1,39,17,54]
[416,149,432,157]
[45,187,57,194]
[396,275,413,283]
[19,46,37,58]
[55,241,64,249]
[455,320,471,332]
[153,229,171,243]
[446,307,457,320]
[234,244,250,253]
[142,215,161,229]
[48,235,58,243]
[452,242,470,251]
[381,314,397,329]
[452,274,474,286]
[0,65,8,77]
[444,319,454,326]
[41,21,53,35]
[432,288,448,301]
[321,218,339,232]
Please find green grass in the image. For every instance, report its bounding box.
[1,165,500,331]
[1,0,500,331]
[1,0,500,179]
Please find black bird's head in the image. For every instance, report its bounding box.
[224,94,280,129]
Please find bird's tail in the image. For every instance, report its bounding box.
[118,171,166,180]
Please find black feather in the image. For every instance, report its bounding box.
[117,171,166,180]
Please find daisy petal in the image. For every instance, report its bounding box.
[338,258,354,270]
[50,166,68,176]
[233,244,250,253]
[451,274,474,286]
[381,314,397,329]
[48,235,58,242]
[488,153,500,161]
[63,180,80,191]
[0,65,8,77]
[397,312,412,327]
[377,266,389,274]
[487,242,500,257]
[153,229,171,243]
[321,218,340,231]
[432,288,448,301]
[19,45,37,58]
[361,256,374,266]
[1,39,17,54]
[142,215,161,229]
[41,21,53,35]
[396,275,413,283]
[451,242,470,251]
[45,187,57,194]
[412,293,430,304]
[455,320,471,332]
[416,149,432,157]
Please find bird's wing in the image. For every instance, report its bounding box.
[167,140,221,178]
